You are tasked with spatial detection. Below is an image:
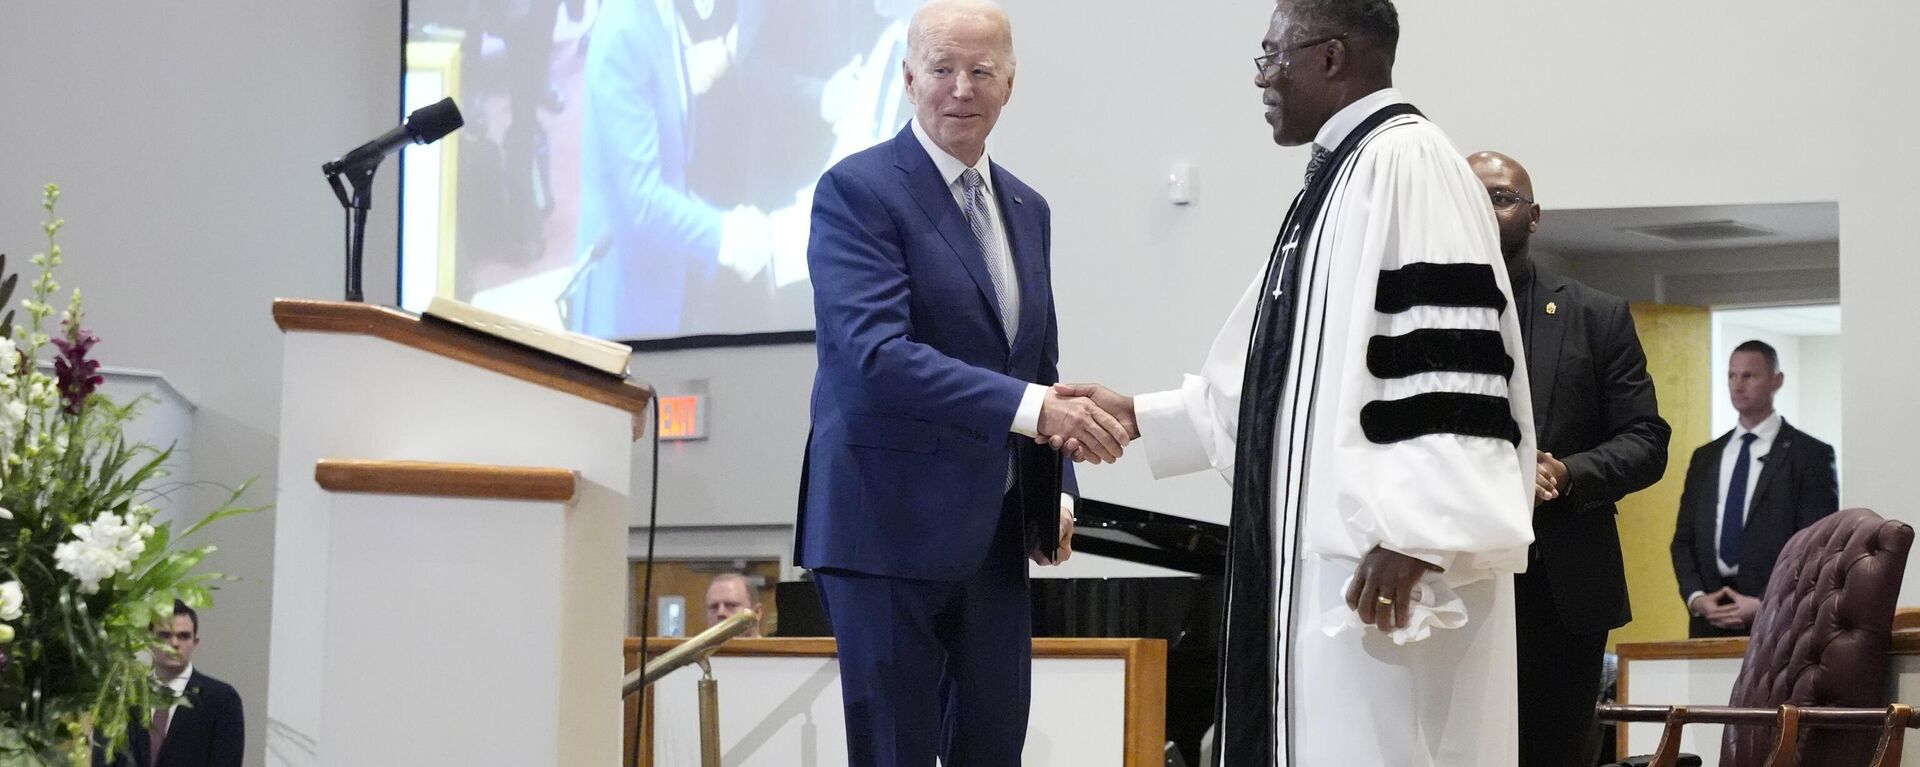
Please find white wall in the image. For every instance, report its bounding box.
[0,3,399,763]
[8,4,1920,762]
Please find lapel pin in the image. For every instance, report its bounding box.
[1014,195,1024,204]
[1545,302,1558,316]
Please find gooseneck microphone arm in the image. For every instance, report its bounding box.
[322,97,463,302]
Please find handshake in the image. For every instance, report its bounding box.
[1034,383,1138,463]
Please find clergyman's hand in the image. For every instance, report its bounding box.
[1037,384,1137,463]
[1037,388,1130,463]
[1344,546,1440,632]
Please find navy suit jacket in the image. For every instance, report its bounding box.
[797,125,1075,581]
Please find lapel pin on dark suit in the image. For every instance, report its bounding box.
[1546,301,1557,315]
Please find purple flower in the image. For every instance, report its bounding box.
[52,327,103,415]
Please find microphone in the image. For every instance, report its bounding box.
[322,97,463,176]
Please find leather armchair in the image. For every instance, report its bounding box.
[1599,508,1916,767]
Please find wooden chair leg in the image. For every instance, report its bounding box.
[1760,704,1801,767]
[1869,704,1914,767]
[1651,707,1689,767]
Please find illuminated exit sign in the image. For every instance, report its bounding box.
[657,395,708,441]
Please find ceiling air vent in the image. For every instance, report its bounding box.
[1621,220,1778,244]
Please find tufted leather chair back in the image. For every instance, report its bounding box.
[1720,508,1914,767]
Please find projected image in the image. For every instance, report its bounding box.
[401,0,922,341]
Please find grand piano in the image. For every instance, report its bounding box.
[776,498,1227,765]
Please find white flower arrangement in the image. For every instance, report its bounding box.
[0,185,258,764]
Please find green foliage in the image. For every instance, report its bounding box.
[0,185,259,762]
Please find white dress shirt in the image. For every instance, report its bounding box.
[160,662,193,715]
[1312,87,1406,153]
[1686,411,1782,611]
[909,119,1046,438]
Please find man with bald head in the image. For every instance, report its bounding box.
[1469,151,1670,766]
[795,1,1117,763]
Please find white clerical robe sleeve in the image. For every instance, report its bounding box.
[1134,270,1264,483]
[1314,127,1536,588]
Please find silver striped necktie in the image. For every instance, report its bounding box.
[960,168,1020,493]
[960,168,1018,336]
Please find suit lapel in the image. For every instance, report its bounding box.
[892,128,1010,343]
[1526,270,1568,433]
[1697,431,1732,564]
[1751,420,1794,505]
[992,162,1041,354]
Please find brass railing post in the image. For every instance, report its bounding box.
[696,657,721,767]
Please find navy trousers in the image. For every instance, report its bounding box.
[813,493,1032,767]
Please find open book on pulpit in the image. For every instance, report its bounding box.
[423,296,632,376]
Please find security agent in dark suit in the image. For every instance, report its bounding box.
[1471,152,1672,767]
[96,602,244,767]
[1671,340,1839,638]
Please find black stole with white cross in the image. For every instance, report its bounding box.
[1214,103,1423,766]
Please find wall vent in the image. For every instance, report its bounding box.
[1621,220,1778,244]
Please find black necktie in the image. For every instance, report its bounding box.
[1720,433,1759,567]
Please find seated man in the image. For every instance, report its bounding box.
[704,572,763,637]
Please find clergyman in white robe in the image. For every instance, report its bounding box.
[1133,88,1536,766]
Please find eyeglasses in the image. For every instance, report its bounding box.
[1254,34,1349,76]
[1489,190,1534,210]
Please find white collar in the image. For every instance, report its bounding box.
[1734,412,1783,443]
[160,663,194,695]
[911,119,994,194]
[1313,87,1407,153]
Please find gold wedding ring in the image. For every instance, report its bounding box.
[1376,596,1394,606]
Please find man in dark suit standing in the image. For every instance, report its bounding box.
[100,601,244,767]
[794,1,1130,764]
[1471,151,1672,767]
[1671,340,1839,637]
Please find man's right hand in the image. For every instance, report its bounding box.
[1037,387,1131,463]
[1037,383,1136,463]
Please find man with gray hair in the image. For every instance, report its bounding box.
[795,1,1122,764]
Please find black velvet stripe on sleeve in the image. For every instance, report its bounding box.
[1375,263,1509,314]
[1366,329,1514,379]
[1360,392,1522,445]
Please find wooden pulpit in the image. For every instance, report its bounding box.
[265,300,650,766]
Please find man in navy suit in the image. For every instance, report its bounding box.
[97,601,245,767]
[795,1,1133,764]
[1672,340,1838,637]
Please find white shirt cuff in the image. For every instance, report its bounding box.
[1060,493,1076,515]
[1135,383,1214,479]
[1011,383,1046,438]
[1686,591,1707,615]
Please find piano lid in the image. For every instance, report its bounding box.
[1069,498,1227,577]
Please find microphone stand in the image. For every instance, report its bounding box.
[325,160,381,303]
